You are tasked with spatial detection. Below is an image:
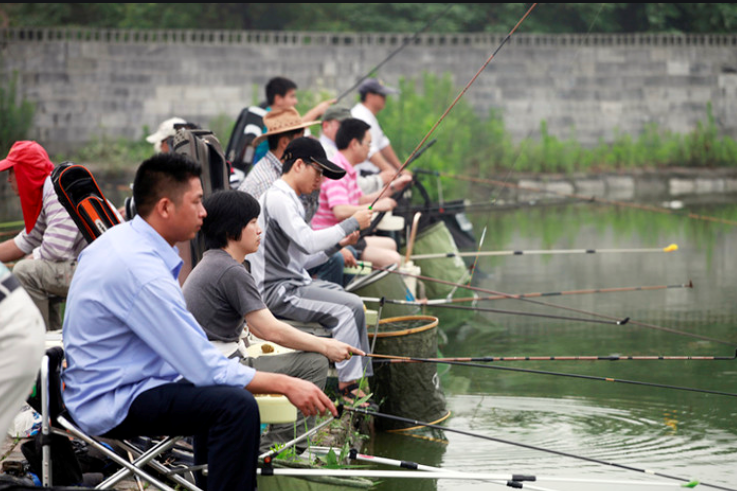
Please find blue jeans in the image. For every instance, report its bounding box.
[307,250,345,286]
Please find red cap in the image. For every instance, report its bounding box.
[0,141,51,172]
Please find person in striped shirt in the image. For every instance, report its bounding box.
[0,141,86,331]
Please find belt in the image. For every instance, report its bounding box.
[0,274,21,302]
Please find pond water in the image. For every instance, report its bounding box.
[368,200,737,491]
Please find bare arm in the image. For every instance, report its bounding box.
[246,371,337,417]
[0,239,26,263]
[245,308,365,363]
[303,99,337,123]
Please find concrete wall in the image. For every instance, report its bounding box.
[2,28,737,154]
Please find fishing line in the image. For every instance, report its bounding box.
[341,406,734,491]
[370,3,539,209]
[370,265,737,347]
[364,354,737,398]
[335,4,455,104]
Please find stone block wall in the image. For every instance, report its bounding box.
[1,29,736,154]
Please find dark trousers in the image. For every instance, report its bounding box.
[104,382,260,491]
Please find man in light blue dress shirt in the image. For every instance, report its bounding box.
[62,152,336,491]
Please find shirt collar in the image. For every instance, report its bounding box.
[265,151,283,175]
[130,215,184,279]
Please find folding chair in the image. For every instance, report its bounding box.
[28,347,202,491]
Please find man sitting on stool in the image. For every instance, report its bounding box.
[0,141,85,331]
[62,152,334,491]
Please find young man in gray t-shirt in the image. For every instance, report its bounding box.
[183,189,360,453]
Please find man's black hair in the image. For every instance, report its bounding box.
[201,190,261,250]
[267,128,304,151]
[265,77,297,106]
[359,90,383,103]
[133,153,202,218]
[336,118,371,151]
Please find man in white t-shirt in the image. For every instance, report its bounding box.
[350,78,406,177]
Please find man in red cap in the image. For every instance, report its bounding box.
[0,141,86,331]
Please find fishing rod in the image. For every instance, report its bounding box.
[335,4,454,104]
[370,265,737,347]
[435,171,737,227]
[368,349,737,363]
[343,449,691,488]
[360,279,694,307]
[0,228,21,238]
[414,280,694,305]
[364,353,737,398]
[367,300,631,326]
[369,3,539,209]
[259,416,336,461]
[410,244,679,260]
[341,406,731,491]
[362,139,437,237]
[257,468,563,490]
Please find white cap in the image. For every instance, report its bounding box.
[146,117,187,150]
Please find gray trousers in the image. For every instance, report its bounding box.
[0,282,45,438]
[242,351,328,454]
[12,258,76,331]
[264,280,373,382]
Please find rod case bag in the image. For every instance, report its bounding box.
[51,162,121,244]
[171,127,229,268]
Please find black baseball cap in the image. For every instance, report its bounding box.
[283,137,346,180]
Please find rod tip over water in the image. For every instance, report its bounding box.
[618,317,631,325]
[664,244,679,252]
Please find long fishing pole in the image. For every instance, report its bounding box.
[341,406,732,491]
[343,449,690,488]
[410,244,679,260]
[368,349,737,363]
[335,5,455,104]
[364,353,737,398]
[414,280,694,305]
[367,300,631,326]
[370,265,737,347]
[256,468,564,489]
[360,279,693,307]
[369,3,539,209]
[437,171,737,227]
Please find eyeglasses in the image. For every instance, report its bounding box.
[306,161,323,176]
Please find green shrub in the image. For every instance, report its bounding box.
[0,70,35,158]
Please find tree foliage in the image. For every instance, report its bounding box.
[2,3,736,34]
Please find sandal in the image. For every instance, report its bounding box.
[338,383,379,411]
